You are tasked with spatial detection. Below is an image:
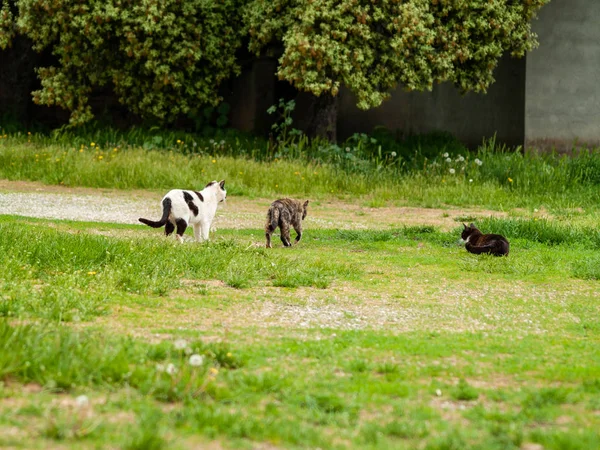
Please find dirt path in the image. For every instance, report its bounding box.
[0,179,505,230]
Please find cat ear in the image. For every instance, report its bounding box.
[463,223,467,229]
[219,180,225,189]
[469,223,475,227]
[304,200,309,208]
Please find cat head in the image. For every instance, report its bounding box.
[205,180,227,203]
[461,223,480,242]
[302,200,309,220]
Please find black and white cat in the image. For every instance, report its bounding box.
[139,180,226,242]
[460,223,509,256]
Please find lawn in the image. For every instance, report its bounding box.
[0,131,599,449]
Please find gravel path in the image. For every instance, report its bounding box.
[0,191,154,224]
[0,180,507,231]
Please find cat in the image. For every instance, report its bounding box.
[139,180,226,243]
[460,223,510,256]
[265,198,309,248]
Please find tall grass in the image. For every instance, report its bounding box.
[0,218,356,322]
[2,126,600,209]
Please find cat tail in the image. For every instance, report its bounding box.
[139,198,172,228]
[467,241,509,256]
[267,206,280,232]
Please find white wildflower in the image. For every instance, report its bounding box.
[469,179,473,183]
[174,339,187,350]
[156,363,165,372]
[220,140,225,145]
[442,152,449,158]
[449,168,456,174]
[345,147,351,152]
[166,363,177,375]
[189,354,204,367]
[390,151,397,157]
[75,395,89,408]
[209,139,215,144]
[474,158,483,166]
[456,155,465,162]
[435,389,442,397]
[445,157,452,163]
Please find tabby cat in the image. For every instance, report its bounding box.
[139,180,226,243]
[461,223,509,256]
[265,198,309,248]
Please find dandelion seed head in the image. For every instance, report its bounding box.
[445,157,452,163]
[189,354,204,367]
[166,363,177,375]
[449,168,456,174]
[174,339,187,350]
[442,152,449,158]
[390,151,397,157]
[75,395,89,407]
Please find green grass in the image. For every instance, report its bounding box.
[1,127,600,448]
[0,215,599,449]
[3,129,600,210]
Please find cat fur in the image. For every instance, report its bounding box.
[139,180,226,243]
[265,198,309,248]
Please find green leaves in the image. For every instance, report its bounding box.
[8,0,548,125]
[246,0,549,106]
[0,0,15,49]
[15,0,245,125]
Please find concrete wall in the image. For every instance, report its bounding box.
[337,55,526,149]
[525,0,600,151]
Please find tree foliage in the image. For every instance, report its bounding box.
[1,0,549,127]
[245,0,549,110]
[9,0,244,125]
[0,0,16,49]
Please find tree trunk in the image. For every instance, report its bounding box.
[306,93,338,143]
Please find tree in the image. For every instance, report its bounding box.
[244,0,549,141]
[1,0,244,126]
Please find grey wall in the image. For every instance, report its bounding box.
[525,0,600,151]
[337,55,526,149]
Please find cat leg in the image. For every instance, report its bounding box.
[165,221,175,237]
[265,229,273,248]
[280,223,292,247]
[200,220,210,241]
[193,223,202,242]
[175,219,188,243]
[293,225,302,244]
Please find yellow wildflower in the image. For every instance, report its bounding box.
[508,177,513,183]
[209,367,219,375]
[87,271,97,275]
[212,159,216,163]
[98,155,104,160]
[90,142,95,147]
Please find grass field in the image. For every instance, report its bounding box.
[1,130,600,449]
